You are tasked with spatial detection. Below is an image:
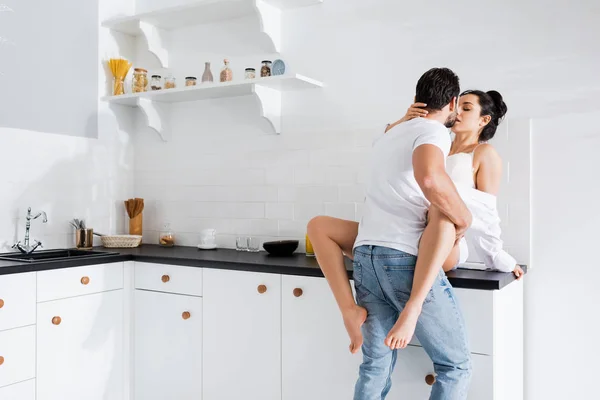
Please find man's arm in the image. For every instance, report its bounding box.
[413,144,472,234]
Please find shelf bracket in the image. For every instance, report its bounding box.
[255,0,281,53]
[138,98,171,141]
[254,85,282,134]
[139,21,169,68]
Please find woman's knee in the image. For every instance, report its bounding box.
[307,215,330,239]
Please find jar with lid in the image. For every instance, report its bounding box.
[220,59,233,82]
[150,75,162,90]
[165,75,176,89]
[159,223,175,247]
[245,68,256,80]
[260,60,272,77]
[185,76,197,86]
[132,68,148,93]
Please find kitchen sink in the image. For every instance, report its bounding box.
[0,249,120,263]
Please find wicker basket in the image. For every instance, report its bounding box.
[100,234,142,248]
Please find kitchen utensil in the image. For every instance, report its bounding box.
[262,240,299,256]
[75,228,94,249]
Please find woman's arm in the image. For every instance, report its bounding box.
[474,144,502,195]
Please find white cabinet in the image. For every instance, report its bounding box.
[0,325,36,389]
[0,379,35,400]
[134,290,202,400]
[281,275,361,400]
[203,268,281,400]
[36,290,124,400]
[392,345,493,399]
[0,272,36,331]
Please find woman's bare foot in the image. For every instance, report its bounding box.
[384,302,422,350]
[342,305,368,354]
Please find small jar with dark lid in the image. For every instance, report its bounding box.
[260,60,272,77]
[245,68,256,79]
[150,75,162,90]
[185,76,197,86]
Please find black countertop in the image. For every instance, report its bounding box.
[0,244,526,290]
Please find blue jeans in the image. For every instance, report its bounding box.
[353,245,472,400]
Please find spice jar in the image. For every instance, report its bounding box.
[159,223,175,247]
[245,68,256,80]
[220,59,233,82]
[260,60,272,77]
[132,68,148,93]
[150,75,162,90]
[164,75,176,89]
[185,76,197,87]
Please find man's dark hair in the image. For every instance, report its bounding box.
[415,68,460,111]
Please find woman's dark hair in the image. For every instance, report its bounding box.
[460,89,508,142]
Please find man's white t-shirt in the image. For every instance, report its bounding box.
[354,118,451,256]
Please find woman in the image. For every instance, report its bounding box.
[307,90,524,354]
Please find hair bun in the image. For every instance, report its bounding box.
[486,90,507,123]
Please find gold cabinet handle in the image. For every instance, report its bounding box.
[52,316,62,325]
[257,284,267,294]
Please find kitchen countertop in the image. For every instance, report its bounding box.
[0,244,526,290]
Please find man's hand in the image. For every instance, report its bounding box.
[513,265,524,280]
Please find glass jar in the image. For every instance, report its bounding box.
[220,59,233,82]
[150,75,162,90]
[260,60,272,77]
[245,68,256,80]
[202,62,214,83]
[164,75,176,89]
[159,223,175,247]
[132,68,148,93]
[185,76,197,87]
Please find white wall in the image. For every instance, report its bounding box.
[528,111,600,399]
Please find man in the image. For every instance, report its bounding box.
[352,67,473,399]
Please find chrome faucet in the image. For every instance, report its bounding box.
[12,207,48,254]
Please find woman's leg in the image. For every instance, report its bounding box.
[307,216,367,354]
[384,206,458,350]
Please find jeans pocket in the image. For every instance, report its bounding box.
[383,268,436,304]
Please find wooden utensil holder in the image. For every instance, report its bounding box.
[129,213,143,240]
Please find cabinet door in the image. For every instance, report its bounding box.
[134,290,202,400]
[282,275,361,400]
[203,269,281,400]
[392,345,493,399]
[0,379,35,400]
[37,290,124,400]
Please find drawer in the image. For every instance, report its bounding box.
[0,273,36,331]
[0,325,36,388]
[37,263,124,302]
[0,379,35,399]
[393,345,492,399]
[135,262,203,297]
[411,288,494,356]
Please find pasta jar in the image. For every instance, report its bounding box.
[165,75,176,89]
[132,68,148,93]
[260,60,272,77]
[185,76,197,86]
[150,75,162,90]
[245,68,256,79]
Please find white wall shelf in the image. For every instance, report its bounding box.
[102,0,324,66]
[102,74,322,140]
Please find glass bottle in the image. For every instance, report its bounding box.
[159,223,175,247]
[150,75,162,90]
[164,75,176,89]
[202,62,214,83]
[220,59,233,82]
[132,68,148,93]
[260,60,272,77]
[185,76,197,87]
[245,68,256,80]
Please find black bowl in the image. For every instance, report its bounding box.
[262,240,299,257]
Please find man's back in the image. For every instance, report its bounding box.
[354,118,451,256]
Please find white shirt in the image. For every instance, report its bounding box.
[354,118,452,255]
[457,186,517,273]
